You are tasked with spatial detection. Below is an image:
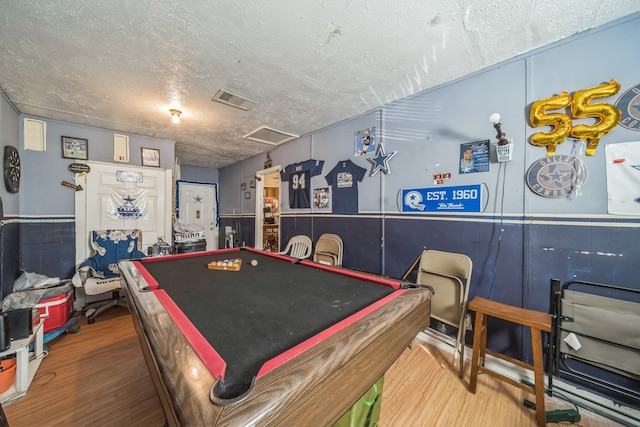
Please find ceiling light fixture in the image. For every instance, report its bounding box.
[170,109,182,124]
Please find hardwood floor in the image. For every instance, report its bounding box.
[3,307,625,426]
[4,307,165,427]
[379,341,623,427]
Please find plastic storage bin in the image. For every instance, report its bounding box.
[0,358,16,394]
[34,289,74,333]
[333,376,384,427]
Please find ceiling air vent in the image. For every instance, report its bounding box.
[211,89,257,111]
[243,126,299,145]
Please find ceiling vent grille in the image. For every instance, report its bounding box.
[243,126,299,145]
[211,89,257,111]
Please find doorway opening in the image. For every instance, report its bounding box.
[175,180,219,251]
[255,166,281,252]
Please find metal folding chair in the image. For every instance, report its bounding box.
[417,249,472,377]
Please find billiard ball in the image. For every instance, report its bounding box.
[250,259,258,267]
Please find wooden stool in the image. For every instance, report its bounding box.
[468,297,551,427]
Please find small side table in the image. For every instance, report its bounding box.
[468,297,551,427]
[0,320,45,403]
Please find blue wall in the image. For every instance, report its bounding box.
[218,14,640,371]
[0,94,21,298]
[0,111,181,297]
[180,165,219,184]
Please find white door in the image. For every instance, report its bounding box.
[75,161,172,264]
[176,180,218,250]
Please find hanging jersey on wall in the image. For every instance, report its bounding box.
[325,159,367,215]
[281,159,325,208]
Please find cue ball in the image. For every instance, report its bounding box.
[251,259,258,267]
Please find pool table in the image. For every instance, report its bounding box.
[120,247,432,426]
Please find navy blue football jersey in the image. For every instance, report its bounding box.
[281,159,325,208]
[325,160,367,214]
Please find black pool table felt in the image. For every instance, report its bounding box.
[139,251,397,399]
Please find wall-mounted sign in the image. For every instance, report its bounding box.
[68,163,90,174]
[61,181,83,191]
[433,172,451,185]
[116,170,143,182]
[402,184,482,212]
[526,155,588,197]
[367,143,396,176]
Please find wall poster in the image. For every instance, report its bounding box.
[605,141,640,214]
[354,127,376,156]
[313,187,330,209]
[459,140,490,174]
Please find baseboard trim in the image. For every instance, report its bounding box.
[416,329,640,426]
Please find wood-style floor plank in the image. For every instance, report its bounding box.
[4,307,165,427]
[379,340,624,427]
[3,308,625,426]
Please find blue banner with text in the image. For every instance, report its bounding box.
[402,184,482,212]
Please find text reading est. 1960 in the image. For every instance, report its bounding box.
[426,188,478,201]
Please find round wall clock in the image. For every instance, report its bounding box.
[4,146,20,193]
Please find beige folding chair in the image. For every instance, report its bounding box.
[417,249,472,377]
[313,233,343,267]
[279,235,312,259]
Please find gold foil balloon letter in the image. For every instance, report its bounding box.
[569,80,621,156]
[529,91,572,156]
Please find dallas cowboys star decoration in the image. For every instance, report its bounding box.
[366,143,397,176]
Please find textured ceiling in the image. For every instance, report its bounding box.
[1,1,638,169]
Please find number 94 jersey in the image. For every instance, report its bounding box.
[281,159,325,208]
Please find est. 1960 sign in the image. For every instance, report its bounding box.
[402,184,482,213]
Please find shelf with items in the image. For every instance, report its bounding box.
[263,224,279,252]
[0,319,44,404]
[263,192,280,252]
[263,197,279,225]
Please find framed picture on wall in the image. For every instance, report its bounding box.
[141,147,160,167]
[61,136,88,160]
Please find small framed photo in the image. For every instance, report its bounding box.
[241,182,247,190]
[141,147,160,167]
[250,180,256,188]
[62,136,88,160]
[244,191,251,199]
